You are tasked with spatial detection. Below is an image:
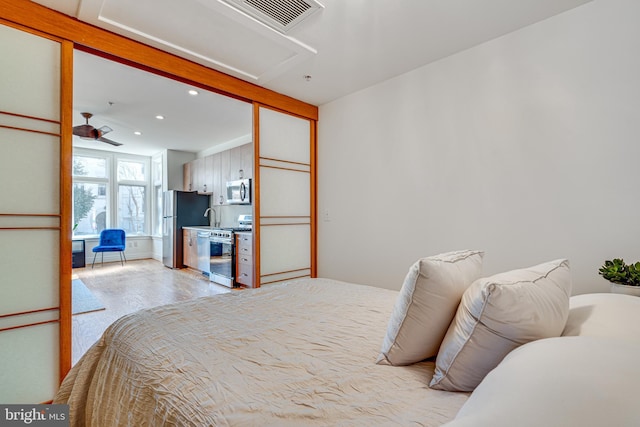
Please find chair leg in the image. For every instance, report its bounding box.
[119,251,125,266]
[101,252,105,267]
[92,252,97,269]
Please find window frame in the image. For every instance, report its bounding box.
[72,148,151,238]
[151,152,164,237]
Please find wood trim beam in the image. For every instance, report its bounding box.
[0,0,318,121]
[310,119,317,278]
[252,103,261,288]
[59,39,74,382]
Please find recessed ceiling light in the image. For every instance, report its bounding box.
[188,89,199,96]
[156,115,165,120]
[134,131,142,136]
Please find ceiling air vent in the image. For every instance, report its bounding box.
[221,0,324,33]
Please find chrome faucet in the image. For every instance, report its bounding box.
[204,207,219,227]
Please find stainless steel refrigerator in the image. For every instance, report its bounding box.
[162,190,211,268]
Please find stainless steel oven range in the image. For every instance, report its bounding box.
[209,229,235,288]
[208,215,252,288]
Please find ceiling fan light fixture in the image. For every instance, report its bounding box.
[72,112,124,147]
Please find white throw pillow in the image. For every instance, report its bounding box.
[376,250,484,366]
[430,259,571,391]
[444,337,640,427]
[562,292,640,341]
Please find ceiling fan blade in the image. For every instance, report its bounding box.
[98,125,113,135]
[98,136,123,147]
[73,124,95,138]
[75,112,121,145]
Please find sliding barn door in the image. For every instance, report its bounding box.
[0,22,71,403]
[255,105,316,285]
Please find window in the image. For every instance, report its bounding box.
[73,149,151,237]
[152,154,163,237]
[117,159,147,235]
[72,154,109,236]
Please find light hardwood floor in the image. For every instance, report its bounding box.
[72,258,231,365]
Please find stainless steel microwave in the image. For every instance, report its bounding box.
[226,178,251,205]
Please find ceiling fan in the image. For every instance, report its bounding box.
[72,112,123,146]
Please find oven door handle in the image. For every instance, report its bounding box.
[210,237,233,245]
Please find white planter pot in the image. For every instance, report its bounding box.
[610,283,640,297]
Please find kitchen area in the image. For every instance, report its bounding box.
[162,142,255,288]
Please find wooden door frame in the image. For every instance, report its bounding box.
[0,0,318,384]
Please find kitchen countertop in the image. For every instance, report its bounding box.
[183,226,216,231]
[183,226,253,232]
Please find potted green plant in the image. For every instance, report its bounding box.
[598,258,640,296]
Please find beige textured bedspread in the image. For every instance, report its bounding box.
[55,278,468,426]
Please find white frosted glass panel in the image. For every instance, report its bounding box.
[0,24,60,119]
[260,225,310,276]
[0,23,62,406]
[0,230,59,314]
[0,216,59,228]
[260,270,311,286]
[259,157,310,172]
[259,107,310,164]
[260,167,310,217]
[0,309,59,331]
[0,128,60,214]
[0,324,59,403]
[0,113,60,134]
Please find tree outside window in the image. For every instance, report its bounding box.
[72,156,107,236]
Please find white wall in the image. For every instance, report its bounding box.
[318,0,640,295]
[164,149,196,191]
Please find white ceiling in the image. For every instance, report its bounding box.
[32,0,593,156]
[72,50,253,156]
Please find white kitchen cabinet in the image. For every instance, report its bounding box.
[183,160,192,191]
[235,232,253,288]
[184,143,252,203]
[183,157,209,194]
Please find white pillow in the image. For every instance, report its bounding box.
[562,292,640,341]
[444,337,640,427]
[430,259,571,391]
[376,250,484,366]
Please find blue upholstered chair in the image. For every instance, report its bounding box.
[92,229,126,268]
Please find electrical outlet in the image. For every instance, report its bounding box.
[322,209,331,222]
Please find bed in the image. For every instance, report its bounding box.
[55,278,469,426]
[56,250,640,426]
